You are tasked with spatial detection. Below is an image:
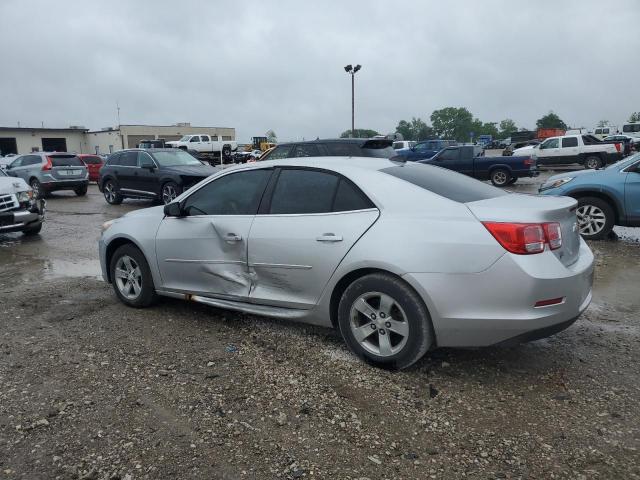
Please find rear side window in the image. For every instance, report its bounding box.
[50,155,83,167]
[382,164,507,203]
[269,169,339,214]
[82,156,102,164]
[24,155,42,166]
[120,152,138,167]
[562,137,578,148]
[107,153,121,166]
[264,145,291,160]
[183,169,271,216]
[333,179,374,211]
[325,143,357,156]
[293,144,322,157]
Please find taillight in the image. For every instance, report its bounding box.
[483,222,562,255]
[614,142,621,152]
[523,157,533,166]
[42,156,53,171]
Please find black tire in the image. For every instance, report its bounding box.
[576,196,615,240]
[490,168,511,187]
[74,186,88,196]
[103,179,123,205]
[584,155,603,170]
[337,273,433,370]
[109,243,158,308]
[30,179,43,199]
[507,177,518,185]
[222,144,232,157]
[22,222,42,236]
[161,181,182,205]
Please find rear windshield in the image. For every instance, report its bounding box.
[382,163,508,203]
[82,156,102,164]
[51,155,83,167]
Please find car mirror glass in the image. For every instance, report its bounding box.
[164,202,183,217]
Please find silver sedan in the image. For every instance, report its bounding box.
[99,157,594,369]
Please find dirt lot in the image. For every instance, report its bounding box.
[1,174,639,480]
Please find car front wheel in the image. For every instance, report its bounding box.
[109,244,157,308]
[576,196,614,240]
[338,273,433,369]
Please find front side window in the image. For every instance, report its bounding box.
[183,169,271,216]
[562,137,578,148]
[540,138,559,149]
[414,143,429,152]
[263,145,291,160]
[293,144,321,157]
[269,169,339,214]
[10,157,24,168]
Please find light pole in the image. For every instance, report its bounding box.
[344,64,361,137]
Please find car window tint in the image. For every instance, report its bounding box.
[293,144,321,157]
[189,136,200,142]
[106,153,121,166]
[264,145,291,160]
[201,135,209,142]
[269,169,339,214]
[382,164,508,203]
[562,137,578,148]
[25,155,42,166]
[183,169,271,216]
[50,156,83,167]
[325,143,356,156]
[82,156,102,165]
[120,151,138,167]
[438,148,459,161]
[333,178,374,212]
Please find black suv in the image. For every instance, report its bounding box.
[259,138,396,161]
[98,149,219,205]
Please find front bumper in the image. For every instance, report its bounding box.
[404,239,594,347]
[0,199,46,233]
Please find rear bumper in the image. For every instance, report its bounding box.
[404,239,594,347]
[42,179,89,191]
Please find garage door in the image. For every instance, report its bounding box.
[0,137,18,155]
[42,138,67,152]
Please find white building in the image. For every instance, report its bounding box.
[0,123,236,156]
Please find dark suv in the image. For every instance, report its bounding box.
[98,149,219,205]
[258,138,396,161]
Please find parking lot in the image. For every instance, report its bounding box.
[1,171,639,479]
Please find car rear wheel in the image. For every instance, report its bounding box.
[30,179,43,199]
[576,197,614,240]
[490,168,511,187]
[103,180,123,205]
[161,181,182,205]
[109,244,157,308]
[338,273,433,369]
[74,186,87,196]
[584,156,603,169]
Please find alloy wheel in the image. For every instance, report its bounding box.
[576,205,606,236]
[585,157,601,169]
[349,292,409,357]
[162,184,178,204]
[104,182,116,203]
[492,170,508,185]
[114,255,142,300]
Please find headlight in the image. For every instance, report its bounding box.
[16,190,33,202]
[101,220,115,232]
[540,177,574,192]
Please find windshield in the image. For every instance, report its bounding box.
[606,153,640,170]
[179,135,192,142]
[152,150,202,167]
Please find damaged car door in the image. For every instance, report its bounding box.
[155,168,272,298]
[248,167,379,308]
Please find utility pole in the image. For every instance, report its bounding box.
[344,64,361,137]
[116,101,121,127]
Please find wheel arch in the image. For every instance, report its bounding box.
[568,189,622,224]
[104,236,147,283]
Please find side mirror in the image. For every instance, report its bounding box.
[164,202,184,217]
[140,158,155,170]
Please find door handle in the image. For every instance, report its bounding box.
[316,233,343,242]
[225,233,242,242]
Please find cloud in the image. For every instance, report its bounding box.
[0,0,638,141]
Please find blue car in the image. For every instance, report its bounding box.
[539,154,640,240]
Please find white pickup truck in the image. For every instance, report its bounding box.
[514,134,623,169]
[166,134,238,159]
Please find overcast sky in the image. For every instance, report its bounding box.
[1,0,639,141]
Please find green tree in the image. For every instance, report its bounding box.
[629,112,640,123]
[266,130,277,143]
[498,119,517,137]
[395,117,434,141]
[536,111,568,130]
[597,120,610,128]
[339,128,380,138]
[430,107,475,142]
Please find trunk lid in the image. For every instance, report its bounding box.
[49,155,87,180]
[466,193,581,267]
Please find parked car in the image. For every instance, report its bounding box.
[602,134,636,157]
[514,135,623,169]
[166,134,238,161]
[392,140,416,150]
[138,139,167,149]
[4,152,89,198]
[99,157,594,369]
[622,122,640,139]
[417,145,537,186]
[503,140,540,156]
[0,168,46,235]
[258,138,396,161]
[78,154,104,182]
[0,156,14,171]
[539,154,640,240]
[98,148,219,205]
[592,126,617,140]
[394,139,458,161]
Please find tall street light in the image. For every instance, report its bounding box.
[344,64,361,137]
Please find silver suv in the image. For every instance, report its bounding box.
[5,152,89,198]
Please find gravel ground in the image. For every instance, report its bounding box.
[1,180,639,479]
